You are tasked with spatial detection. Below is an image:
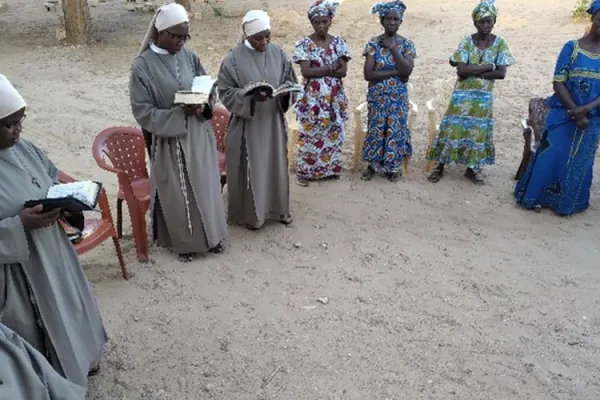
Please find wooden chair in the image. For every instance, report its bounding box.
[92,127,150,262]
[353,83,418,175]
[424,100,440,173]
[211,105,229,188]
[58,170,128,279]
[287,113,299,172]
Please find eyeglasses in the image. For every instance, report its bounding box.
[2,114,26,130]
[164,31,191,42]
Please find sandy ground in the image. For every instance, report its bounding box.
[2,0,600,398]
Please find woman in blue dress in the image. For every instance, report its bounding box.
[361,0,416,182]
[515,1,600,216]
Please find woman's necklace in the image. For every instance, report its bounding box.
[0,148,42,188]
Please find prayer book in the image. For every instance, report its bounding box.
[174,75,218,105]
[25,180,102,213]
[242,81,303,98]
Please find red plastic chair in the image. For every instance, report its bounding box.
[212,105,230,188]
[58,170,128,279]
[92,127,150,262]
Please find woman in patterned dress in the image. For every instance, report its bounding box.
[427,0,514,185]
[361,0,416,182]
[293,0,351,187]
[515,1,600,215]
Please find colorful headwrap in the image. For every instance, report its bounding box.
[587,0,600,15]
[472,0,498,21]
[369,0,407,20]
[308,0,339,20]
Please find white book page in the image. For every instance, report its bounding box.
[46,181,98,206]
[191,76,217,94]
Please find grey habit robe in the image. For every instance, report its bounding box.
[218,42,298,228]
[0,139,107,389]
[130,47,227,254]
[0,322,86,400]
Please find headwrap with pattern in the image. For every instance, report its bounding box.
[369,0,407,20]
[587,0,600,15]
[472,0,498,21]
[308,0,340,20]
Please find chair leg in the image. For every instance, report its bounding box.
[116,198,123,238]
[112,236,128,279]
[130,204,149,262]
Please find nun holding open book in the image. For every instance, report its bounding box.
[129,2,227,262]
[218,9,301,231]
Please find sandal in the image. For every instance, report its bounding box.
[279,215,293,226]
[296,177,309,187]
[88,363,100,377]
[178,253,196,263]
[209,242,224,254]
[360,166,375,181]
[427,164,444,183]
[386,172,400,182]
[465,168,484,185]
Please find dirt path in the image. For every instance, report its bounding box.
[1,0,599,398]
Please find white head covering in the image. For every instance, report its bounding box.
[242,10,271,38]
[0,74,26,120]
[137,2,189,55]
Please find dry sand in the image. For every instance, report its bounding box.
[1,0,600,398]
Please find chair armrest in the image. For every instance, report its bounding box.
[57,170,75,184]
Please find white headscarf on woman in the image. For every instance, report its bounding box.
[240,9,271,43]
[137,2,189,55]
[0,74,26,120]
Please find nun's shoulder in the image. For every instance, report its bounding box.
[131,51,152,70]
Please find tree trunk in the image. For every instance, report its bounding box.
[62,0,92,44]
[176,0,192,12]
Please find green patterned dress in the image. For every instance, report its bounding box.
[428,35,514,167]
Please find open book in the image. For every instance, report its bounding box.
[174,75,218,105]
[24,180,102,213]
[242,81,303,99]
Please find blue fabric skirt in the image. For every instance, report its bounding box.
[515,108,600,215]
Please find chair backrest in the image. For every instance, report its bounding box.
[211,105,230,153]
[92,127,148,183]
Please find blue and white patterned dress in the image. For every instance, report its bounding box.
[362,37,417,174]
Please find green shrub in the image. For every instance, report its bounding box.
[573,0,590,21]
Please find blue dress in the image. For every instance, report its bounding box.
[515,40,600,215]
[362,37,417,174]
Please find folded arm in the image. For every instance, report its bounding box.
[390,46,414,81]
[455,62,494,78]
[481,65,507,80]
[364,54,401,82]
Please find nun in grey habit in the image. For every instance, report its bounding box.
[0,74,107,391]
[0,322,86,400]
[129,3,227,262]
[218,10,298,230]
